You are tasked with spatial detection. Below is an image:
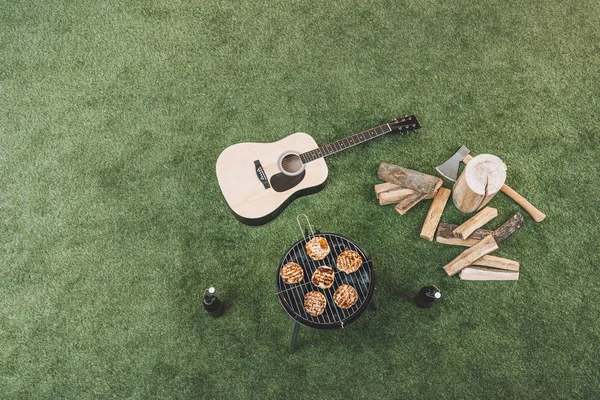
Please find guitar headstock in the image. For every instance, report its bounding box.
[389,115,421,134]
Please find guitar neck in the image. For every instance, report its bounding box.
[299,123,393,164]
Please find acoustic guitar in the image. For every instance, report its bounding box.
[216,115,421,225]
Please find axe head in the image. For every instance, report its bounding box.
[436,146,470,181]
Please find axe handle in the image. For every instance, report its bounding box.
[462,154,546,222]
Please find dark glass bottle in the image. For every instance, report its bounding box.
[203,287,224,317]
[415,285,441,309]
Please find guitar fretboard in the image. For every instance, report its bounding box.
[300,124,392,163]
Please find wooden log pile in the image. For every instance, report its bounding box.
[440,212,524,280]
[374,162,525,281]
[435,212,524,247]
[375,162,443,214]
[375,162,452,243]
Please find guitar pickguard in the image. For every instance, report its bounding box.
[270,171,306,193]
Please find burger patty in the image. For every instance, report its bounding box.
[305,236,330,261]
[304,291,327,317]
[336,250,363,274]
[333,284,359,309]
[279,262,304,284]
[311,266,335,289]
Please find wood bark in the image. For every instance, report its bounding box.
[452,154,507,213]
[459,267,519,281]
[436,212,524,247]
[420,187,452,241]
[452,207,498,239]
[378,162,443,195]
[436,223,493,247]
[493,212,525,243]
[443,235,499,277]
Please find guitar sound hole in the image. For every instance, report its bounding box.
[279,152,305,176]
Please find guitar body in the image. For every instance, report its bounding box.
[216,115,421,225]
[216,132,328,225]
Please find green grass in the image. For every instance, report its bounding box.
[1,0,599,398]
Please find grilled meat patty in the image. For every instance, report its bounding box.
[311,266,335,289]
[280,262,304,284]
[336,250,363,274]
[333,284,358,309]
[304,291,327,317]
[305,236,330,261]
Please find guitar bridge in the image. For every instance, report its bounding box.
[254,160,270,189]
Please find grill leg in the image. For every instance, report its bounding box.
[288,321,300,354]
[369,294,380,311]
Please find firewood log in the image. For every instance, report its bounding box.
[374,182,400,199]
[420,187,452,241]
[472,255,519,272]
[459,267,519,281]
[379,188,416,205]
[493,212,525,243]
[436,223,493,246]
[452,207,498,239]
[443,235,499,277]
[436,212,524,247]
[394,192,428,215]
[378,162,443,195]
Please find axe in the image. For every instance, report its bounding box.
[436,146,546,222]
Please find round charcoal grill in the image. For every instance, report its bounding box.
[276,232,375,330]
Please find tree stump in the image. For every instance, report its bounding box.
[452,154,507,214]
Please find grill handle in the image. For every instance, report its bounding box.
[296,214,320,238]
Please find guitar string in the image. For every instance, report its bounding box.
[261,137,359,172]
[261,152,323,174]
[261,139,368,173]
[260,125,403,174]
[261,154,313,172]
[264,135,370,171]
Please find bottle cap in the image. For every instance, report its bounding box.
[434,291,441,299]
[208,287,216,294]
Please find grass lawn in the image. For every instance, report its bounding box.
[1,0,599,398]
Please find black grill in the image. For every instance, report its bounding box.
[276,232,375,330]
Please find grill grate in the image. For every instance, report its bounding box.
[276,232,375,329]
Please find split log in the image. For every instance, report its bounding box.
[452,154,507,213]
[459,267,519,281]
[395,192,428,215]
[420,187,452,241]
[443,235,499,277]
[436,223,493,247]
[493,212,525,243]
[472,255,519,272]
[452,207,498,239]
[378,162,443,195]
[379,188,415,205]
[374,182,400,199]
[436,212,524,247]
